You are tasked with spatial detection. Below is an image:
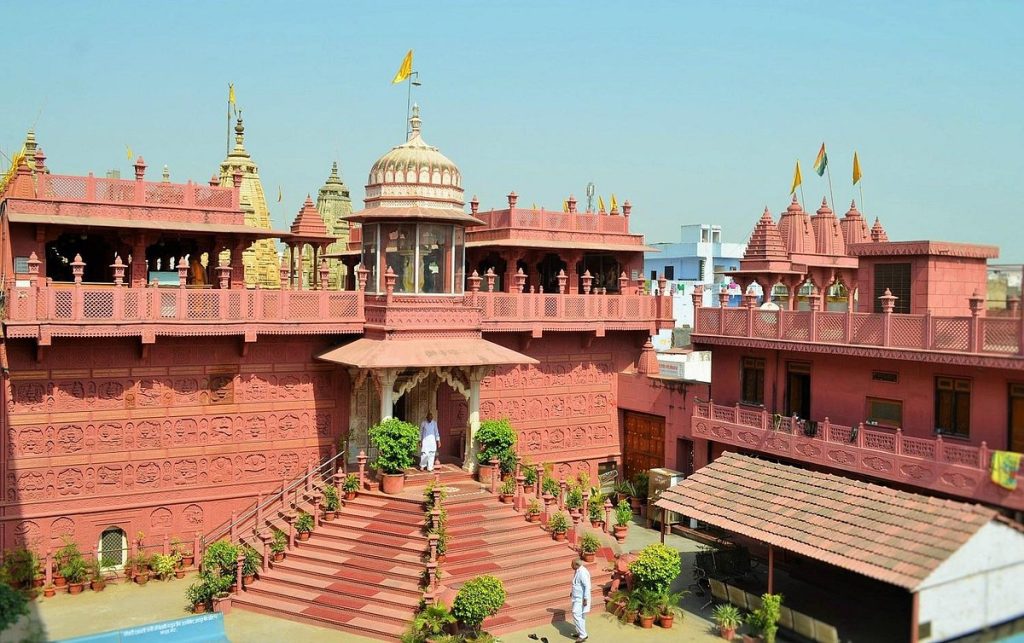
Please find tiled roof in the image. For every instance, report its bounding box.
[654,452,1001,590]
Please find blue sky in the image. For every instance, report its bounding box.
[3,1,1022,261]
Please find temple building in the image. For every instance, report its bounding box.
[312,161,353,289]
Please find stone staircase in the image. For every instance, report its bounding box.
[229,465,614,640]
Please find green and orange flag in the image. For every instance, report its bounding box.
[813,143,828,177]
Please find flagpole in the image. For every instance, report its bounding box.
[825,163,836,212]
[405,71,419,140]
[226,95,231,156]
[859,182,865,214]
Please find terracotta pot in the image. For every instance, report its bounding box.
[344,491,357,500]
[297,531,310,541]
[499,494,513,504]
[33,577,44,588]
[53,575,67,588]
[582,552,595,563]
[324,511,337,521]
[526,514,540,523]
[616,492,628,505]
[91,580,106,592]
[639,615,655,629]
[43,587,56,598]
[552,531,566,542]
[613,525,628,543]
[213,594,232,614]
[181,556,194,568]
[720,626,736,640]
[476,464,494,484]
[229,583,238,593]
[624,610,638,625]
[134,573,148,585]
[243,574,255,586]
[273,552,285,562]
[194,602,207,614]
[380,473,406,495]
[68,583,85,595]
[590,520,604,528]
[175,570,186,579]
[630,497,642,513]
[659,614,674,629]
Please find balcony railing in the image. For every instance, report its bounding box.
[693,306,1024,357]
[693,401,1023,511]
[31,172,238,211]
[471,290,673,333]
[474,209,631,235]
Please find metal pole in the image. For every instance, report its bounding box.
[767,544,774,595]
[227,98,231,156]
[826,163,837,213]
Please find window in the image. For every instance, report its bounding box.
[866,398,903,428]
[873,263,911,313]
[14,256,29,273]
[698,258,706,282]
[664,265,675,280]
[872,371,899,383]
[650,270,657,281]
[936,376,971,437]
[741,357,766,406]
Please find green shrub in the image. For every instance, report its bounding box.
[748,593,783,643]
[579,533,601,555]
[522,465,538,487]
[615,500,632,527]
[475,418,517,474]
[271,529,287,554]
[342,473,360,493]
[322,484,340,511]
[629,544,681,595]
[202,540,239,577]
[526,499,542,516]
[499,478,516,496]
[1,547,38,588]
[452,575,506,632]
[241,546,260,576]
[588,493,605,520]
[0,582,29,631]
[712,603,743,628]
[632,471,650,498]
[565,485,584,509]
[548,512,570,533]
[541,476,560,497]
[185,578,215,608]
[295,512,314,534]
[410,600,456,640]
[151,554,178,581]
[369,418,420,474]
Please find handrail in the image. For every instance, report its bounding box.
[202,450,346,548]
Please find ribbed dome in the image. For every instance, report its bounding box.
[840,200,870,245]
[777,195,816,254]
[811,198,846,256]
[365,104,462,204]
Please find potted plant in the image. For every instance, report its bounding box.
[271,529,287,562]
[128,552,151,585]
[548,512,570,541]
[588,493,605,527]
[432,526,450,563]
[498,477,516,503]
[634,588,661,629]
[541,476,560,504]
[186,578,213,613]
[60,551,89,595]
[615,480,635,505]
[451,575,506,637]
[475,418,517,479]
[295,511,315,540]
[241,545,260,585]
[578,533,600,563]
[342,473,360,500]
[322,484,340,520]
[712,604,743,640]
[43,584,56,598]
[631,472,650,513]
[565,485,584,511]
[1,546,38,590]
[202,540,239,578]
[745,593,783,643]
[525,499,542,523]
[409,600,457,642]
[369,418,420,494]
[613,500,632,543]
[151,553,178,581]
[629,544,682,597]
[171,537,194,569]
[522,464,538,489]
[655,589,688,628]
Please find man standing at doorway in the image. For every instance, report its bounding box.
[419,411,440,472]
[570,558,591,641]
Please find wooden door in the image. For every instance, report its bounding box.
[786,362,812,419]
[1010,384,1024,453]
[623,411,665,481]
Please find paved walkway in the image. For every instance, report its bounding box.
[14,516,720,642]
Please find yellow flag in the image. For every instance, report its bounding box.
[598,195,606,212]
[790,160,802,195]
[277,186,283,203]
[611,194,618,211]
[126,145,133,161]
[562,199,569,213]
[853,151,863,185]
[392,50,414,84]
[228,83,236,105]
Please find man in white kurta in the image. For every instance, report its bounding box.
[419,412,440,471]
[570,558,591,640]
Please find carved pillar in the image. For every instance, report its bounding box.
[378,368,398,422]
[231,241,246,289]
[462,367,486,473]
[357,450,368,490]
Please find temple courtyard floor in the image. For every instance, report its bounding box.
[16,521,722,642]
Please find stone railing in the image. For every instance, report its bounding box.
[32,171,239,212]
[693,305,1024,358]
[692,401,1024,511]
[474,208,631,235]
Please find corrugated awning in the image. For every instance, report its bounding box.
[317,337,538,369]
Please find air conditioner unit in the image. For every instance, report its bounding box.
[647,467,685,526]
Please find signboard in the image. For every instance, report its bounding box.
[60,613,228,643]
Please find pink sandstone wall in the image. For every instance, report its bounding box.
[708,344,1016,450]
[1,336,347,556]
[437,332,645,480]
[857,255,988,316]
[617,372,709,473]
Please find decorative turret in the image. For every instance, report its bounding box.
[811,198,846,256]
[23,130,38,170]
[743,207,788,261]
[313,161,354,289]
[636,339,659,376]
[840,199,870,245]
[870,217,889,242]
[290,195,331,239]
[776,195,816,254]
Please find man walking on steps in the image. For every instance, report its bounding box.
[570,558,591,641]
[419,411,440,472]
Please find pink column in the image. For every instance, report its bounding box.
[603,498,613,535]
[490,457,500,494]
[357,450,368,490]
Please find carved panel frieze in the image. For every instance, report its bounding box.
[793,442,822,458]
[826,450,856,465]
[862,456,894,473]
[940,471,976,490]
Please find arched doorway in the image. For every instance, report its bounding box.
[45,233,117,282]
[98,526,128,570]
[536,253,567,294]
[475,252,507,292]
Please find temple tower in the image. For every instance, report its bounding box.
[218,115,281,288]
[305,161,353,289]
